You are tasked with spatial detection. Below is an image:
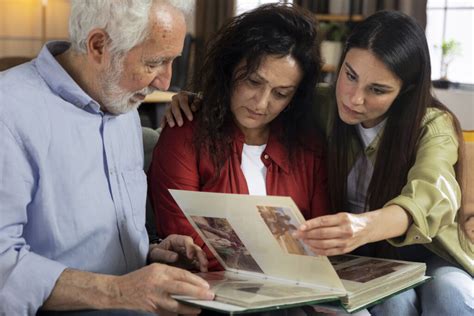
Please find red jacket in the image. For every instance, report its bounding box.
[148,120,330,271]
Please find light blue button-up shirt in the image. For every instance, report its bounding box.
[0,42,149,314]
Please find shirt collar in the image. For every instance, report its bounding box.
[357,119,386,152]
[233,119,290,173]
[266,124,290,173]
[362,119,386,156]
[35,41,101,113]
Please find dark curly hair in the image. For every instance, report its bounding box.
[192,3,322,173]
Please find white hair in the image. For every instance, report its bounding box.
[69,0,192,55]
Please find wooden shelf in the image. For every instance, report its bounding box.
[143,91,176,103]
[316,14,364,22]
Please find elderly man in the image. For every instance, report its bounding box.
[0,0,214,314]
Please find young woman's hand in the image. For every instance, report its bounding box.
[293,212,372,256]
[160,91,201,128]
[294,205,412,256]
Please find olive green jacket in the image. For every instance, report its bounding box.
[314,87,473,275]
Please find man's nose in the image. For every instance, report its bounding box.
[151,63,173,91]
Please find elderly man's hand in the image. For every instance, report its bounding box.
[160,91,201,128]
[148,234,208,272]
[115,263,214,314]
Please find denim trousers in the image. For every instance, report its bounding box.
[369,254,473,316]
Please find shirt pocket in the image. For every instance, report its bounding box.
[121,169,147,232]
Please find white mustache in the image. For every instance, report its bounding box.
[137,86,159,96]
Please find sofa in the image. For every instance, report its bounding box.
[142,127,161,243]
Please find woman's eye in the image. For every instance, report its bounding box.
[370,87,385,95]
[248,78,260,86]
[274,91,289,99]
[346,71,356,81]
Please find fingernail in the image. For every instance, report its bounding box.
[300,225,307,231]
[206,291,215,300]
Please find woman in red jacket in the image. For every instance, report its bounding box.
[147,3,329,271]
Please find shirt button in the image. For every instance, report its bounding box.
[264,154,269,160]
[414,235,420,240]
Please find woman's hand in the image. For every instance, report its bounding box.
[293,212,372,256]
[160,91,201,128]
[294,205,412,256]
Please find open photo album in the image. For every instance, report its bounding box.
[169,190,429,314]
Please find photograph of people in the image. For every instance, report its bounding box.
[192,216,263,272]
[335,260,404,283]
[257,206,311,255]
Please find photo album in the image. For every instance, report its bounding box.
[169,190,428,314]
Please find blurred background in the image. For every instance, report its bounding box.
[0,0,472,129]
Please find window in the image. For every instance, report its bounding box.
[235,0,291,15]
[426,0,474,84]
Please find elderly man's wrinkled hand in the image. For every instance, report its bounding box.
[115,263,214,314]
[148,234,208,272]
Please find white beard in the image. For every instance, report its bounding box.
[99,56,157,115]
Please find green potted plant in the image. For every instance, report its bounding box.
[433,39,461,89]
[319,22,348,68]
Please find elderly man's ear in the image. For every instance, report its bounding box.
[86,29,110,65]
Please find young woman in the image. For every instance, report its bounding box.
[165,10,473,315]
[147,4,330,271]
[294,11,473,316]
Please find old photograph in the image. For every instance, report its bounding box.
[191,216,263,273]
[329,255,359,267]
[336,259,406,283]
[257,205,313,256]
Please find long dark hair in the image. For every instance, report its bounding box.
[192,3,321,173]
[328,10,464,212]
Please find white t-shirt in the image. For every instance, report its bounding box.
[347,120,386,213]
[241,143,267,196]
